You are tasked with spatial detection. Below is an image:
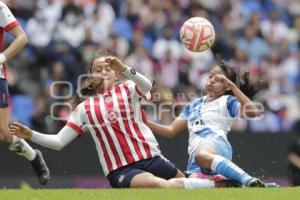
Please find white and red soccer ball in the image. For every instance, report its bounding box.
[180,17,215,52]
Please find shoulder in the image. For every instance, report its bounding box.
[73,101,86,113]
[185,97,204,109]
[225,95,239,103]
[190,97,204,106]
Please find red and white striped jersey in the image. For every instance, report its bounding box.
[67,80,161,175]
[0,2,19,79]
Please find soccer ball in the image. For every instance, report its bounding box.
[180,17,215,52]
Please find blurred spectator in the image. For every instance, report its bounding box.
[158,49,179,89]
[260,10,289,44]
[248,101,281,133]
[153,26,182,60]
[54,10,85,47]
[84,6,114,44]
[26,11,54,48]
[236,25,270,62]
[125,46,154,81]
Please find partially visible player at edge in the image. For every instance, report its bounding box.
[0,0,50,185]
[9,55,240,188]
[147,60,271,187]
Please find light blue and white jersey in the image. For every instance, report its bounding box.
[180,95,240,155]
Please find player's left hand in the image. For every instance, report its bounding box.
[104,56,126,72]
[215,74,236,91]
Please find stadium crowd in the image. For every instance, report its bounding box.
[5,0,300,133]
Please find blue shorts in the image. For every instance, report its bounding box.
[186,134,233,176]
[107,156,178,188]
[0,78,9,108]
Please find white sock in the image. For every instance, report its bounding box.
[183,178,215,189]
[211,155,225,171]
[8,136,36,161]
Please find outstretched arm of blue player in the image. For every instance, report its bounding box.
[148,116,187,138]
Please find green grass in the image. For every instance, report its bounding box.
[0,188,299,200]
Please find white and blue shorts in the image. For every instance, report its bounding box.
[185,133,233,176]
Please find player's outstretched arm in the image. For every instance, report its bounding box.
[215,74,260,118]
[9,122,78,151]
[148,116,187,138]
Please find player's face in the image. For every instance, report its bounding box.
[205,66,227,97]
[90,57,118,91]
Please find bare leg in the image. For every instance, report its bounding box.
[194,144,261,187]
[0,107,13,144]
[0,107,50,185]
[130,171,215,189]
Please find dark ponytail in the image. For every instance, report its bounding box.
[70,50,112,109]
[70,76,97,109]
[217,60,261,99]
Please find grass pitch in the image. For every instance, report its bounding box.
[0,188,298,200]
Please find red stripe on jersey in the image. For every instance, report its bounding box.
[66,122,83,136]
[84,99,113,172]
[123,82,152,158]
[94,97,123,168]
[115,85,143,160]
[4,21,19,32]
[0,28,6,79]
[108,89,135,164]
[2,63,6,79]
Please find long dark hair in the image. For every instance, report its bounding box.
[70,50,119,108]
[216,60,261,99]
[70,55,103,108]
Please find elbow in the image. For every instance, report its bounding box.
[139,79,152,95]
[53,144,64,151]
[144,79,153,93]
[166,127,176,138]
[19,33,28,47]
[243,103,262,118]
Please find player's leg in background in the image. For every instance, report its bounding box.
[194,141,265,187]
[0,79,50,185]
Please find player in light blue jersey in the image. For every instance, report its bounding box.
[148,60,268,187]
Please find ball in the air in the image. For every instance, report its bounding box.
[180,17,215,52]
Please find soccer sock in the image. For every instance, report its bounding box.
[8,136,36,161]
[211,155,252,185]
[183,178,215,189]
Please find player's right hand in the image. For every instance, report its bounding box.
[9,122,33,140]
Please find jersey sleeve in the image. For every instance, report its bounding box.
[0,2,19,31]
[124,80,151,101]
[66,102,86,137]
[226,95,240,118]
[180,103,190,120]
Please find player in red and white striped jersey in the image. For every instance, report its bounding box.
[0,0,50,185]
[10,55,238,188]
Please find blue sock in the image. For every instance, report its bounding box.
[211,155,253,185]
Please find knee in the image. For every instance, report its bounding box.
[195,150,213,168]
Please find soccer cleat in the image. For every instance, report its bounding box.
[247,178,267,187]
[265,182,280,188]
[30,149,50,185]
[215,179,243,188]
